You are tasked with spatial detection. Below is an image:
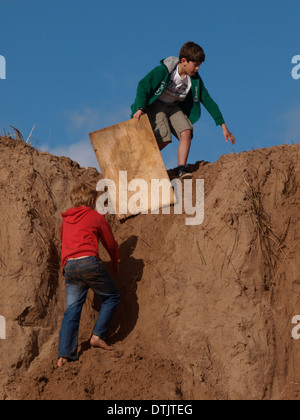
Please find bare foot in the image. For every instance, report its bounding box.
[57,357,68,368]
[90,335,113,351]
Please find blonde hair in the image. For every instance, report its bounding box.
[70,183,98,208]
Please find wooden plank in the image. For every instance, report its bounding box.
[89,115,176,219]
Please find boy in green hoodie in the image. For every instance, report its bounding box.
[131,41,236,179]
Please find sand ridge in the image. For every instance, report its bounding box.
[0,137,299,400]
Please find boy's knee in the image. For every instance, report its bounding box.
[180,129,193,141]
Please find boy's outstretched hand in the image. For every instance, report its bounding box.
[221,123,236,145]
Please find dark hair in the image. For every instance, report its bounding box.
[179,41,205,63]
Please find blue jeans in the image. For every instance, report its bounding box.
[58,256,120,361]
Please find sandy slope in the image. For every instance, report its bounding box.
[0,137,299,400]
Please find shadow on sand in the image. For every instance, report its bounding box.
[78,235,144,356]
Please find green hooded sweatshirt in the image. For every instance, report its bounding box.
[131,56,225,126]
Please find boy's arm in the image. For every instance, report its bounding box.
[132,65,167,119]
[200,78,225,126]
[98,216,119,273]
[200,78,236,145]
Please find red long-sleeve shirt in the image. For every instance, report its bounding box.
[60,206,119,269]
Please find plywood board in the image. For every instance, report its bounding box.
[89,115,176,219]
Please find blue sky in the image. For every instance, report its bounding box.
[0,0,300,170]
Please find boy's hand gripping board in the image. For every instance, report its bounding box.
[89,115,176,220]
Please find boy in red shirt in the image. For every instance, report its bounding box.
[58,183,120,368]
